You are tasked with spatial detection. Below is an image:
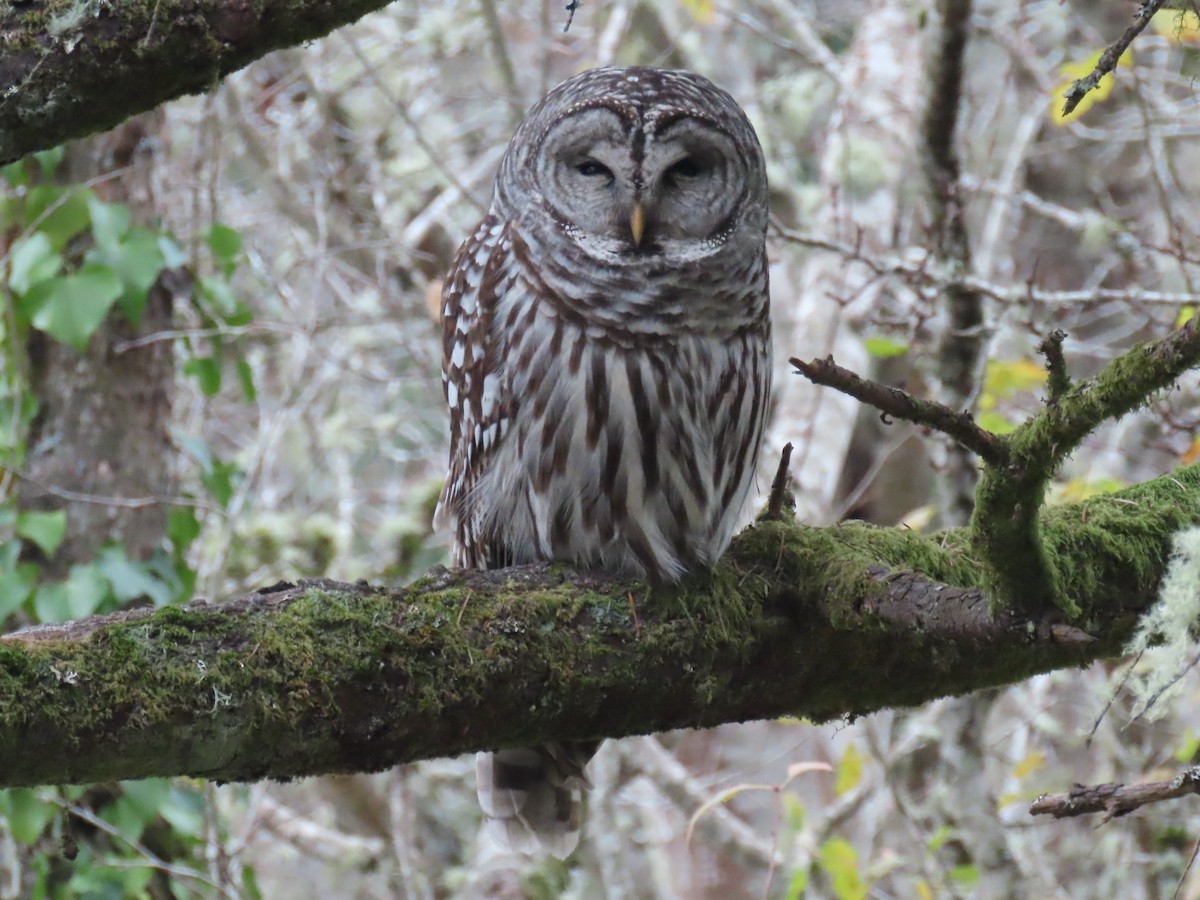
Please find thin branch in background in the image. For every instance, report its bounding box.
[1060,0,1169,118]
[339,35,487,212]
[1030,765,1200,821]
[477,0,523,128]
[563,0,580,32]
[771,225,1200,310]
[53,800,239,900]
[1038,329,1072,402]
[922,0,984,527]
[789,355,1008,467]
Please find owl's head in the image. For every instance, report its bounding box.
[496,67,767,259]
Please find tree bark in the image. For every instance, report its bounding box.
[0,0,392,165]
[0,466,1195,789]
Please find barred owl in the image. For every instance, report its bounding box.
[436,66,771,858]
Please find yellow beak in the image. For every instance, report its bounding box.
[630,202,646,246]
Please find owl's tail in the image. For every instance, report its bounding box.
[475,741,599,859]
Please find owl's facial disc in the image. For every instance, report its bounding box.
[536,107,743,252]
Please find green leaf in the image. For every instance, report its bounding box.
[949,864,980,886]
[32,147,64,178]
[34,564,110,623]
[159,234,188,268]
[863,336,909,358]
[96,546,172,606]
[202,458,239,508]
[26,263,123,351]
[7,789,56,844]
[0,562,38,620]
[0,392,38,457]
[236,357,257,402]
[86,195,131,252]
[8,232,62,295]
[168,507,201,552]
[197,276,251,325]
[786,869,809,900]
[159,784,205,838]
[977,411,1018,435]
[89,228,167,325]
[2,159,29,188]
[835,743,863,796]
[207,223,242,263]
[15,509,67,556]
[183,355,222,395]
[819,838,866,900]
[25,186,93,252]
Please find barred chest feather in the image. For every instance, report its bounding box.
[469,277,770,581]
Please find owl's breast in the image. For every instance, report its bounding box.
[471,288,768,580]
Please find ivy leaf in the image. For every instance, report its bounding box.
[26,264,123,351]
[168,507,201,553]
[8,233,62,295]
[96,546,172,606]
[0,562,38,619]
[183,355,222,396]
[15,509,67,557]
[7,789,56,844]
[207,223,242,274]
[25,186,93,252]
[86,195,131,252]
[88,228,167,326]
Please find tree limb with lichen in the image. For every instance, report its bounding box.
[0,455,1197,788]
[0,0,393,165]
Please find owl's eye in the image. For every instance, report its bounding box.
[575,160,613,179]
[665,157,707,180]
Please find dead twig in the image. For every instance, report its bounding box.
[1030,766,1200,821]
[1060,0,1168,118]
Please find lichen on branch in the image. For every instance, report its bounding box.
[1,468,1198,790]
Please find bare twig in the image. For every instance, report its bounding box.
[563,0,581,32]
[789,355,1007,467]
[1060,0,1168,118]
[770,226,1200,309]
[1030,766,1200,821]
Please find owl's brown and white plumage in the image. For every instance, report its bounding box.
[436,66,771,858]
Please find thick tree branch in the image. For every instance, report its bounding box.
[0,0,391,165]
[1,467,1197,789]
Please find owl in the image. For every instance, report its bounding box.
[436,66,772,858]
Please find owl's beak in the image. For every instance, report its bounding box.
[629,201,646,246]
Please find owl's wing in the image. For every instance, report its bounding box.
[435,214,515,569]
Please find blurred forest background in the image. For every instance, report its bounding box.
[4,0,1200,897]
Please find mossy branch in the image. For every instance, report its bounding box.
[0,0,392,165]
[972,317,1200,613]
[1,468,1197,789]
[795,319,1200,615]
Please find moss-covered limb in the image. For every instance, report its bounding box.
[972,317,1200,613]
[0,469,1196,789]
[0,0,391,165]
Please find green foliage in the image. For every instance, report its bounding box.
[0,152,259,893]
[819,837,867,900]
